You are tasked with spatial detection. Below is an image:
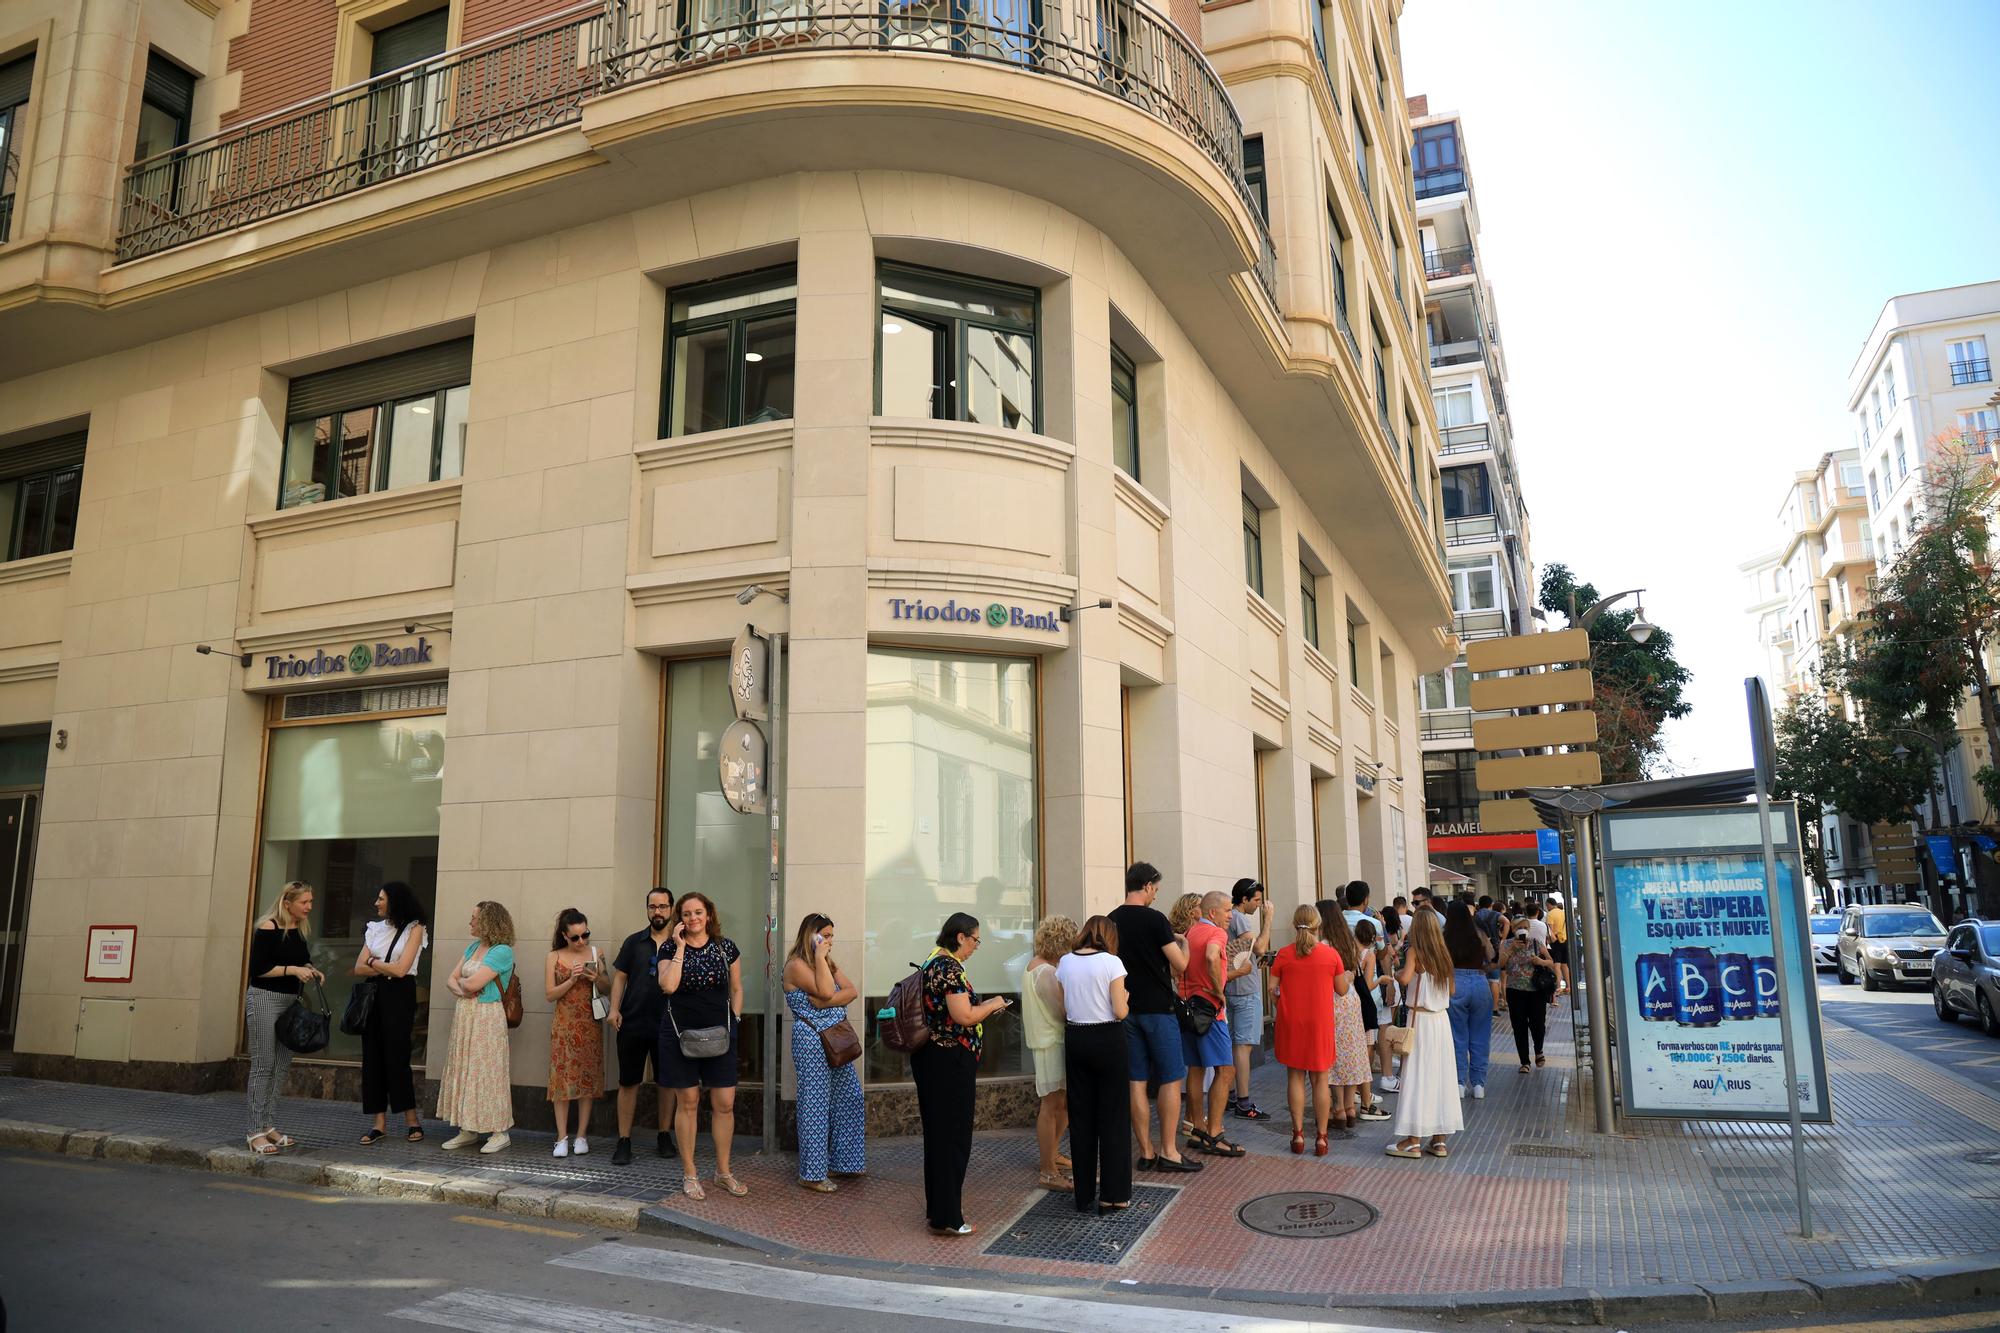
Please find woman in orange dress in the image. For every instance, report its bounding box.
[546,907,609,1158]
[1269,903,1351,1156]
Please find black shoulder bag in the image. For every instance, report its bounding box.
[341,922,408,1036]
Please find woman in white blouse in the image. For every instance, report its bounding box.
[1021,915,1077,1192]
[353,881,428,1144]
[1054,915,1130,1216]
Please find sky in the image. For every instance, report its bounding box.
[1397,0,2000,776]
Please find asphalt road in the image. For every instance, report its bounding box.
[1813,964,2000,1098]
[0,1152,1452,1333]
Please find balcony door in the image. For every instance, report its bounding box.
[363,8,449,183]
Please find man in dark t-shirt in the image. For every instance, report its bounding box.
[1109,862,1199,1173]
[608,887,677,1166]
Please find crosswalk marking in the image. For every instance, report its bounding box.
[393,1289,722,1332]
[449,1213,588,1239]
[552,1240,1419,1333]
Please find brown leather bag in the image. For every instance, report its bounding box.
[502,972,524,1029]
[818,1018,862,1068]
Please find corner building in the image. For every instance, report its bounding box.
[0,0,1452,1127]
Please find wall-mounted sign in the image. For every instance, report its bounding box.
[85,925,137,983]
[887,597,1061,634]
[1355,771,1377,795]
[729,624,771,722]
[264,637,435,682]
[719,718,769,815]
[1428,822,1480,838]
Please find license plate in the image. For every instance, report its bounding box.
[1905,963,1931,973]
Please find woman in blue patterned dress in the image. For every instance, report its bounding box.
[783,913,865,1192]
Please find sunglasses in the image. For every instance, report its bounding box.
[568,930,591,942]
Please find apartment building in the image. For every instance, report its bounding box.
[0,0,1453,1124]
[1739,449,1876,902]
[1400,97,1540,899]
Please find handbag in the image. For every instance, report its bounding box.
[588,946,610,1022]
[275,981,332,1054]
[1379,999,1414,1058]
[817,1017,862,1068]
[1532,962,1559,997]
[669,1004,732,1059]
[1178,993,1217,1037]
[341,922,408,1036]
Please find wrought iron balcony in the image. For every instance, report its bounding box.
[114,0,1277,306]
[1423,243,1473,280]
[1951,358,1992,386]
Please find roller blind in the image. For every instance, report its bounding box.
[370,8,450,76]
[0,55,33,111]
[261,717,446,842]
[142,53,195,120]
[285,339,472,420]
[0,431,86,481]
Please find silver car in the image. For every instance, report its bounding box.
[1933,920,2000,1036]
[1809,914,1841,970]
[1835,904,1948,990]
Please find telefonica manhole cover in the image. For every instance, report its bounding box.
[1236,1191,1378,1239]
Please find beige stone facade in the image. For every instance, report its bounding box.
[0,0,1452,1123]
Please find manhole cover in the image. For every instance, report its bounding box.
[1237,1191,1378,1239]
[1507,1144,1592,1160]
[1966,1151,2000,1166]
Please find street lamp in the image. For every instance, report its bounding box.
[1568,587,1655,644]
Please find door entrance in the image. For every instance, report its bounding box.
[0,791,40,1052]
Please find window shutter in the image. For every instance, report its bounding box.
[0,54,33,110]
[286,339,472,420]
[0,430,86,481]
[142,54,196,120]
[369,8,450,76]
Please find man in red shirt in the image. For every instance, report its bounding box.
[1181,891,1246,1158]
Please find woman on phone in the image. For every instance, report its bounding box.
[658,892,745,1200]
[438,900,516,1155]
[914,912,1010,1236]
[1057,915,1129,1215]
[245,881,322,1155]
[353,881,427,1145]
[546,908,609,1158]
[783,913,864,1191]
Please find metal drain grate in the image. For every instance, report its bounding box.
[982,1184,1178,1265]
[1507,1143,1593,1159]
[1967,1151,2000,1166]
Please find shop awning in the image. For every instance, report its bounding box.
[1426,863,1474,884]
[1522,768,1758,829]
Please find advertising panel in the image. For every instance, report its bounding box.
[1603,803,1831,1122]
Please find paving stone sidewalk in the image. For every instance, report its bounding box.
[4,997,2000,1324]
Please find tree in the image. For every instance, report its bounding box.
[1772,690,1932,893]
[1838,437,2000,813]
[1538,562,1693,782]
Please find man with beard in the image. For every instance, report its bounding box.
[608,887,678,1165]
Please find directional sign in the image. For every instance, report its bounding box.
[1477,751,1603,791]
[1465,628,1590,673]
[1473,709,1599,751]
[718,718,769,814]
[729,624,770,722]
[1469,669,1595,711]
[1478,798,1543,832]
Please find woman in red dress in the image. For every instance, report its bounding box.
[1270,903,1351,1156]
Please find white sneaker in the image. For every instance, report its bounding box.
[1379,1076,1400,1093]
[479,1132,512,1154]
[442,1131,482,1150]
[573,1136,589,1155]
[553,1137,569,1158]
[1459,1084,1468,1098]
[1472,1085,1486,1099]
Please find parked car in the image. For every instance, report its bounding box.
[1835,904,1948,989]
[1809,914,1842,970]
[1933,920,2000,1036]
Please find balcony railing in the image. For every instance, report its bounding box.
[1962,428,1999,456]
[1423,243,1473,280]
[1429,337,1483,368]
[1439,421,1489,455]
[1950,358,1992,386]
[1445,511,1498,545]
[1413,166,1465,199]
[116,0,1277,305]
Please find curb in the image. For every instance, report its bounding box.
[6,1116,1999,1323]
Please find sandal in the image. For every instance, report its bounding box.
[1314,1131,1328,1157]
[799,1178,838,1193]
[1054,1154,1071,1170]
[360,1128,387,1146]
[269,1134,296,1149]
[1206,1135,1246,1158]
[715,1173,749,1197]
[1426,1141,1450,1158]
[682,1176,706,1201]
[1536,1054,1547,1067]
[1385,1142,1424,1159]
[246,1133,278,1157]
[1289,1130,1305,1155]
[1037,1171,1073,1191]
[406,1126,425,1142]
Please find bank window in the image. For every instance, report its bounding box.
[664,267,798,437]
[0,431,85,562]
[878,263,1037,432]
[1299,561,1320,647]
[280,340,471,509]
[253,696,446,1063]
[863,649,1037,1081]
[1111,345,1140,480]
[1242,492,1265,597]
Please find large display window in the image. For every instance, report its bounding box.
[249,686,445,1062]
[863,649,1038,1081]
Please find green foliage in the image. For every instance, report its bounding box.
[1538,562,1692,780]
[1772,691,1933,889]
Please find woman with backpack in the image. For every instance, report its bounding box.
[438,900,516,1155]
[913,912,1011,1236]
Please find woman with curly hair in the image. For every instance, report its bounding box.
[1021,913,1078,1191]
[1165,892,1203,937]
[439,900,517,1155]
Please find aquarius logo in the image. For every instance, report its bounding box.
[986,603,1008,628]
[348,643,374,674]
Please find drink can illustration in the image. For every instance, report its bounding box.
[1752,956,1781,1018]
[1718,952,1755,1020]
[1671,946,1721,1026]
[1635,953,1674,1021]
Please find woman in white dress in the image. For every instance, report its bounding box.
[1021,915,1077,1192]
[1386,909,1464,1159]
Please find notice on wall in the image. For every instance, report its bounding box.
[85,925,138,984]
[1604,809,1830,1122]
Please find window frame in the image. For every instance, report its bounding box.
[1110,343,1140,481]
[1243,134,1267,222]
[1242,491,1265,598]
[1298,560,1320,648]
[875,261,1041,433]
[0,457,82,562]
[1948,337,1990,385]
[661,265,799,439]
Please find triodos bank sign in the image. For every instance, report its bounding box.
[888,598,1061,633]
[264,637,436,681]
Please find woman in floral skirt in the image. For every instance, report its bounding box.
[439,900,517,1155]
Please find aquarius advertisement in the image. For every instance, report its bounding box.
[1605,828,1830,1121]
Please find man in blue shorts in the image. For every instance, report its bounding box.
[1110,862,1200,1173]
[1225,878,1271,1120]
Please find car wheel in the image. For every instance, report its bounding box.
[1936,986,1957,1022]
[1838,958,1854,985]
[1981,991,2000,1039]
[1862,966,1879,992]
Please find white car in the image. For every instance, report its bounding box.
[1809,915,1841,971]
